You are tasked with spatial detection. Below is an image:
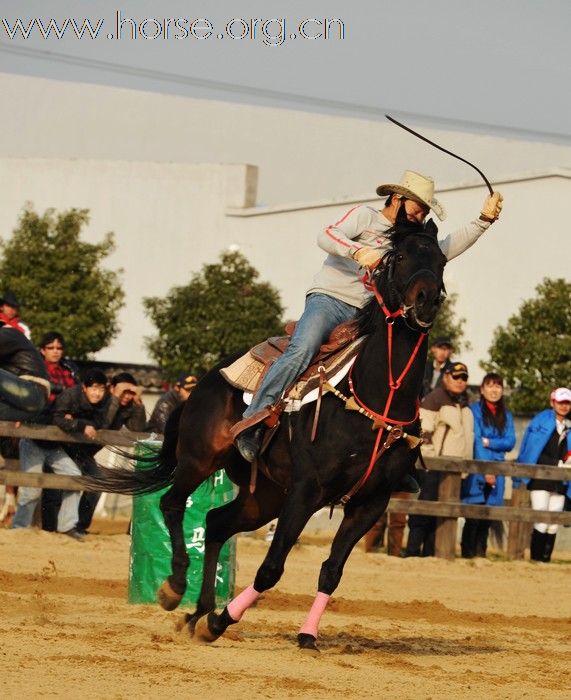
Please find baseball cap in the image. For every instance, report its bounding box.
[551,387,571,403]
[176,372,198,391]
[443,361,469,379]
[431,336,452,348]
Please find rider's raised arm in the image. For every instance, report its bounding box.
[438,192,503,261]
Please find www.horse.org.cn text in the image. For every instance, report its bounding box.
[1,13,346,46]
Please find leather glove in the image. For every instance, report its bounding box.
[352,246,382,268]
[480,192,503,222]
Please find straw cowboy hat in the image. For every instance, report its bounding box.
[376,170,447,221]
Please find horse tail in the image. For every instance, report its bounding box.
[80,403,184,496]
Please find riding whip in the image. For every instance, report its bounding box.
[385,114,494,195]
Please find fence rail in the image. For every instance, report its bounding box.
[0,423,569,560]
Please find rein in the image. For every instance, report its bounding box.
[335,281,427,505]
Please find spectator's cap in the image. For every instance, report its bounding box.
[0,291,21,308]
[551,387,571,403]
[376,170,446,221]
[443,361,469,379]
[431,336,452,349]
[175,372,198,391]
[111,371,138,386]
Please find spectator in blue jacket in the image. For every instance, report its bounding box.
[517,387,571,563]
[461,372,515,558]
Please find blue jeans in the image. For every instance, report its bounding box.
[244,293,358,418]
[0,369,47,421]
[12,439,81,532]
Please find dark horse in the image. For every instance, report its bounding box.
[83,223,446,651]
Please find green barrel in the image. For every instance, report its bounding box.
[128,440,236,607]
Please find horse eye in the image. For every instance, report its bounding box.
[396,254,404,262]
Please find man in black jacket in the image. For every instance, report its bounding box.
[146,371,197,434]
[0,324,50,420]
[52,368,110,539]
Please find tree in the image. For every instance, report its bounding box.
[145,250,285,378]
[482,278,571,412]
[0,206,125,359]
[426,292,470,353]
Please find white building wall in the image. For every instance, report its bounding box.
[3,71,571,207]
[1,156,567,381]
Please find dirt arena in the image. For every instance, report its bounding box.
[1,521,569,699]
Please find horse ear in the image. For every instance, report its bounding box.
[423,218,439,238]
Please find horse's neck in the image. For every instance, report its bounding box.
[352,318,427,421]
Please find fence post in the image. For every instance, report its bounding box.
[434,470,461,560]
[507,484,531,560]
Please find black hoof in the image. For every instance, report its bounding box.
[298,633,319,652]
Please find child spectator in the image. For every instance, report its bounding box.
[461,372,516,558]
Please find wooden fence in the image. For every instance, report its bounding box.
[0,421,570,560]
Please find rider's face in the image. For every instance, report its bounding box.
[401,198,429,223]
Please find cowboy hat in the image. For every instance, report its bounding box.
[376,170,447,221]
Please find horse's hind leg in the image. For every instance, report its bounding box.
[157,460,216,611]
[183,475,284,637]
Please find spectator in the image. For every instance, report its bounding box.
[146,371,197,434]
[0,291,31,339]
[363,506,408,556]
[405,361,473,557]
[518,387,571,563]
[75,372,147,533]
[50,368,110,541]
[36,332,81,531]
[460,372,516,558]
[11,336,86,537]
[0,323,49,421]
[421,337,453,398]
[105,372,146,431]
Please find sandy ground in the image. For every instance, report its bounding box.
[0,520,569,700]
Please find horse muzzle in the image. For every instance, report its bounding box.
[403,272,443,328]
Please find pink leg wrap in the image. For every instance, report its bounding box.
[227,584,260,621]
[299,592,330,638]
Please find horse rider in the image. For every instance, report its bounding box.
[233,171,503,482]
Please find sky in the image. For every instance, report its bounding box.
[0,0,570,143]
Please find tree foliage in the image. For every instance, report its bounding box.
[144,250,285,378]
[0,206,125,359]
[482,278,571,412]
[426,292,470,354]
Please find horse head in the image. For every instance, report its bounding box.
[374,218,447,330]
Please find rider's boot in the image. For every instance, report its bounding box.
[235,424,266,463]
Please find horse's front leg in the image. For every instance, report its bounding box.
[195,479,318,643]
[298,491,391,651]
